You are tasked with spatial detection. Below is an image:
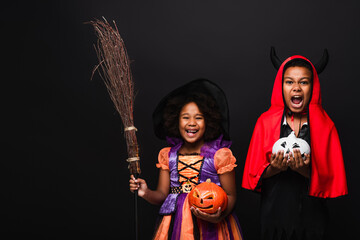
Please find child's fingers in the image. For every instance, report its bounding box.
[190,206,196,214]
[130,174,138,182]
[130,176,145,185]
[129,175,141,193]
[129,177,137,184]
[287,152,294,167]
[129,183,139,193]
[295,149,304,168]
[270,153,276,163]
[296,149,303,167]
[190,207,203,218]
[271,151,286,170]
[129,181,139,188]
[277,150,283,161]
[292,149,299,168]
[281,153,288,166]
[288,152,294,162]
[135,178,145,184]
[214,207,222,217]
[195,208,209,218]
[278,151,283,160]
[304,153,311,165]
[273,150,283,163]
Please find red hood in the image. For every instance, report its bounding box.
[242,55,348,198]
[270,55,321,107]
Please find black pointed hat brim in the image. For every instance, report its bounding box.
[152,78,230,140]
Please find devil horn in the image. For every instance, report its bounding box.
[314,49,329,74]
[270,46,282,70]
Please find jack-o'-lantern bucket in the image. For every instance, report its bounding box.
[188,179,228,214]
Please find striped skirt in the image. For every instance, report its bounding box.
[153,193,243,240]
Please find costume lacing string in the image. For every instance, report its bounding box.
[170,156,204,194]
[178,159,203,185]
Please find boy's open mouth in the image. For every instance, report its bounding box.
[291,96,303,108]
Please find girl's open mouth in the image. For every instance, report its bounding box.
[186,129,199,137]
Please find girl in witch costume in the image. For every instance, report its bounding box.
[242,48,348,240]
[129,79,243,239]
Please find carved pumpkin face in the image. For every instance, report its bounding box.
[272,131,310,158]
[188,179,228,214]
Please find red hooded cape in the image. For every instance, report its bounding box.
[242,55,348,198]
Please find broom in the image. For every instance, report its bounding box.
[88,17,141,239]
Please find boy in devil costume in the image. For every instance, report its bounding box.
[242,48,348,240]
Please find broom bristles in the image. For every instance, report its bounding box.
[89,18,140,175]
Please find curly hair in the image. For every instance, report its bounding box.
[163,93,222,142]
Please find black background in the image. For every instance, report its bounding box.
[2,0,359,239]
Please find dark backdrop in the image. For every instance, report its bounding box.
[2,0,359,239]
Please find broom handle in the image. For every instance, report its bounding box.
[134,173,139,240]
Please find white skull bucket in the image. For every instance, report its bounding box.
[272,131,310,159]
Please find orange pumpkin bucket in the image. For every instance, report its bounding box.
[188,179,228,214]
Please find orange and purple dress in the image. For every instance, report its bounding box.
[153,136,243,240]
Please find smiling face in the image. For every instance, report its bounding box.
[179,102,206,146]
[283,66,312,113]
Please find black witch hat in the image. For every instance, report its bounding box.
[152,79,230,140]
